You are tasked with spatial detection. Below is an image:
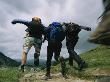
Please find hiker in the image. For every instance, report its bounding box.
[11,17,46,71]
[63,22,91,70]
[43,22,65,79]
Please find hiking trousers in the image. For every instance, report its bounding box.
[46,41,62,76]
[66,39,83,66]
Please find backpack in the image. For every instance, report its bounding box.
[48,22,65,42]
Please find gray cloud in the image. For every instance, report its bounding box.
[1,0,39,13]
[0,0,103,59]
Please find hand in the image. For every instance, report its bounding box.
[42,39,45,43]
[42,37,47,43]
[85,27,91,31]
[11,20,17,24]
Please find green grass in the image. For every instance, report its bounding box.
[51,45,110,80]
[81,45,110,68]
[0,66,45,82]
[1,45,110,81]
[75,45,110,79]
[0,67,23,82]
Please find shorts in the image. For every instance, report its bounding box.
[23,37,42,53]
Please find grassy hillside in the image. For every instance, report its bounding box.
[51,45,110,80]
[0,67,22,82]
[81,45,110,68]
[1,45,110,82]
[78,45,110,79]
[0,52,20,67]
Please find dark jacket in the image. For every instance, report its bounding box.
[66,26,81,42]
[12,19,46,38]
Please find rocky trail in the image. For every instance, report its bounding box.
[20,72,92,82]
[19,68,92,82]
[19,67,110,82]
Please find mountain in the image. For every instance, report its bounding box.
[0,52,20,67]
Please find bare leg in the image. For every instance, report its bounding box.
[21,46,31,65]
[21,51,27,65]
[20,51,28,72]
[20,46,31,72]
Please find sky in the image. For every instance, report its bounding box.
[0,0,103,60]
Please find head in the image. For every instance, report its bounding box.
[62,22,80,32]
[32,16,41,24]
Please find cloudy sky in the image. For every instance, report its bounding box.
[0,0,103,60]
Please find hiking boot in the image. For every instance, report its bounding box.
[78,61,87,70]
[54,55,59,62]
[43,75,52,80]
[20,65,25,72]
[62,75,69,79]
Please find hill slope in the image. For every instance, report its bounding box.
[0,52,20,67]
[81,45,110,69]
[79,45,110,78]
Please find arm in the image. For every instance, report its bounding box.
[77,25,91,31]
[41,25,49,43]
[40,24,48,35]
[42,35,47,43]
[42,26,51,42]
[11,19,30,26]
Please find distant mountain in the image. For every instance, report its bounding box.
[0,52,20,67]
[16,59,47,66]
[16,59,54,67]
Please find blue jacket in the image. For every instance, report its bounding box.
[46,22,65,42]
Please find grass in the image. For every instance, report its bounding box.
[0,66,45,82]
[81,45,110,68]
[0,67,22,82]
[51,45,110,80]
[1,45,110,82]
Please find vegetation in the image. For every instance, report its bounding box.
[0,67,22,82]
[0,52,20,67]
[0,45,110,82]
[51,45,110,80]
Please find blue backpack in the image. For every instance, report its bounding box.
[48,22,65,42]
